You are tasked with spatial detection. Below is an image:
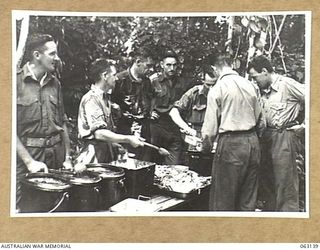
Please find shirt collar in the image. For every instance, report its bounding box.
[21,62,52,86]
[158,72,180,83]
[198,85,209,96]
[217,68,239,81]
[158,73,166,82]
[270,74,281,92]
[90,84,105,97]
[127,67,138,82]
[128,67,146,83]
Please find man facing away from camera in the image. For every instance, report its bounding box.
[16,33,73,210]
[76,59,144,170]
[201,51,265,211]
[247,55,305,212]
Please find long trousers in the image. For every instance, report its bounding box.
[258,129,299,212]
[209,131,260,211]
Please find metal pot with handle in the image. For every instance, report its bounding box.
[49,169,102,212]
[20,172,71,213]
[86,163,126,210]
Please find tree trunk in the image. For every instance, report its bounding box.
[16,15,30,68]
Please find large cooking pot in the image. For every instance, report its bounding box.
[68,172,102,212]
[50,169,102,212]
[20,172,71,213]
[86,163,126,210]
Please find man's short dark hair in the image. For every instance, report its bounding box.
[130,46,157,61]
[25,33,55,61]
[202,64,216,79]
[206,49,233,67]
[161,49,178,61]
[247,55,274,73]
[89,58,116,82]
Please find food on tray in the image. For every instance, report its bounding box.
[154,165,211,193]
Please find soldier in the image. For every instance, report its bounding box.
[16,34,73,210]
[202,51,265,211]
[169,64,217,175]
[111,47,155,159]
[76,58,144,170]
[247,55,305,212]
[148,49,192,164]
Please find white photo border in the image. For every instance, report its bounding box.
[11,10,311,218]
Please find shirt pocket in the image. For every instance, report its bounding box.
[153,82,167,98]
[49,95,62,124]
[189,104,207,124]
[269,102,287,115]
[17,97,41,125]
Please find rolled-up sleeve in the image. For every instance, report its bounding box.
[201,85,221,152]
[78,96,108,140]
[173,87,194,113]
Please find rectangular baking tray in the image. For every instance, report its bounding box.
[153,183,211,199]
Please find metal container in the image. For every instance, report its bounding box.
[20,173,71,213]
[187,151,213,176]
[108,159,156,198]
[50,169,102,212]
[86,163,126,210]
[68,172,102,212]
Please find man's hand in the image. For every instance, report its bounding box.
[73,162,87,173]
[150,111,160,120]
[181,127,197,137]
[286,123,305,134]
[26,160,48,173]
[128,135,145,148]
[131,121,142,135]
[62,157,73,170]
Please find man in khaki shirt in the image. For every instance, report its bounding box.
[202,52,265,211]
[248,55,305,212]
[16,34,73,211]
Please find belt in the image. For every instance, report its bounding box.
[220,127,256,136]
[23,133,62,148]
[267,121,299,132]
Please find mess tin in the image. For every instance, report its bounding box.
[20,172,71,213]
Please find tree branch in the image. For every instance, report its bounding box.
[269,15,287,55]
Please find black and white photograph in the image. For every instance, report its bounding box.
[12,10,310,217]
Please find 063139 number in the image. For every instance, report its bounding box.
[300,244,319,248]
